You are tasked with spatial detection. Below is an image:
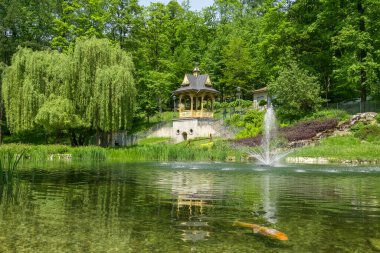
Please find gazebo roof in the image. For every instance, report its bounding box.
[253,87,267,94]
[173,73,219,95]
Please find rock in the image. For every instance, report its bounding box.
[286,157,329,164]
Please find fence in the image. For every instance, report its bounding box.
[326,101,380,114]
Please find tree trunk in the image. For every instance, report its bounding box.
[358,0,367,111]
[70,131,78,146]
[0,103,2,144]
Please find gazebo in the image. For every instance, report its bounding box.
[173,67,219,118]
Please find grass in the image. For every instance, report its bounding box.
[290,135,380,161]
[0,149,25,184]
[106,139,245,162]
[137,137,171,146]
[0,144,106,161]
[0,138,245,163]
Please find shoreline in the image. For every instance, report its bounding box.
[286,156,380,165]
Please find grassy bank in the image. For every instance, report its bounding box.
[290,135,380,162]
[0,139,244,163]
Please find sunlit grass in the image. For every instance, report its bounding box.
[106,139,244,162]
[291,135,380,160]
[0,139,245,163]
[137,137,171,146]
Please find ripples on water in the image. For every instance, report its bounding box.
[0,162,380,252]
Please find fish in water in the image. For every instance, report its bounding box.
[233,220,288,241]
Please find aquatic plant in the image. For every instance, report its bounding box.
[106,140,243,162]
[0,149,25,184]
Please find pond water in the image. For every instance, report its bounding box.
[1,162,380,252]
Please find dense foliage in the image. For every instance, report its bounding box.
[225,110,265,139]
[1,0,380,143]
[2,38,136,145]
[351,122,380,143]
[268,61,324,120]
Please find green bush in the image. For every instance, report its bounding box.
[375,113,380,124]
[226,114,243,127]
[259,100,267,107]
[353,124,380,142]
[350,122,366,132]
[235,110,264,139]
[304,109,350,121]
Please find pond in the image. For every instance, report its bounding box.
[1,162,380,252]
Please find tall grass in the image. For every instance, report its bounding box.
[107,140,244,162]
[0,140,244,163]
[0,149,25,184]
[0,144,106,162]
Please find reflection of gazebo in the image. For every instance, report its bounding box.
[173,67,219,119]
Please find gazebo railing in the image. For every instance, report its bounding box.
[179,110,213,118]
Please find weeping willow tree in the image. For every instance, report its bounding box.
[2,38,136,146]
[2,48,63,133]
[90,65,136,145]
[35,95,88,143]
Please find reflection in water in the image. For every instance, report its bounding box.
[0,163,379,252]
[160,171,217,242]
[262,175,277,224]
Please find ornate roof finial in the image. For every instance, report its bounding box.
[193,65,200,77]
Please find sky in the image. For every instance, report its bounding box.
[139,0,214,11]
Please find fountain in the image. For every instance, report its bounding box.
[250,107,290,166]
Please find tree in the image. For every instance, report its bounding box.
[268,61,324,121]
[2,38,136,146]
[0,0,55,63]
[35,96,87,143]
[105,0,142,50]
[331,0,380,104]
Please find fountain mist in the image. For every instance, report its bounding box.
[250,107,290,166]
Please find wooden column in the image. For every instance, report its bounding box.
[190,94,194,117]
[195,97,198,115]
[179,95,182,115]
[201,95,204,117]
[211,95,215,114]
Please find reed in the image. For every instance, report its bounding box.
[0,140,244,163]
[0,149,25,184]
[106,140,244,162]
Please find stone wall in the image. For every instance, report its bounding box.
[172,119,218,143]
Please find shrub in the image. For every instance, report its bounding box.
[268,61,324,121]
[353,124,380,142]
[259,100,267,107]
[350,122,366,132]
[375,113,380,124]
[304,109,350,121]
[226,114,243,127]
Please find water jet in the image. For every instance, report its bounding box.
[249,107,291,166]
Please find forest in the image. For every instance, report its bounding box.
[1,0,380,145]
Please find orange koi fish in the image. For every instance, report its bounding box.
[233,220,288,241]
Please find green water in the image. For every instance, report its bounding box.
[1,162,380,253]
